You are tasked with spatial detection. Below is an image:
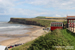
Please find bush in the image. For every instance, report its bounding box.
[27,29,70,50]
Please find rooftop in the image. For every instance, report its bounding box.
[67,16,75,19]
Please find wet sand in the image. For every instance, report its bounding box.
[0,25,47,46]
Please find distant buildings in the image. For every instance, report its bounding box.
[67,16,75,28]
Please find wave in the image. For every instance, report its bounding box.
[0,26,21,29]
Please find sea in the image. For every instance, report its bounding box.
[0,22,33,34]
[0,22,33,42]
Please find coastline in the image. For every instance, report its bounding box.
[0,25,45,46]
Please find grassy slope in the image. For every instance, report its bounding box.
[61,29,75,49]
[27,29,70,50]
[10,18,66,27]
[11,29,75,50]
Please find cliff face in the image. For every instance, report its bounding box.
[10,18,65,27]
[9,18,26,24]
[9,18,41,26]
[9,18,67,28]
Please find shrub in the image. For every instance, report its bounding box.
[27,29,70,50]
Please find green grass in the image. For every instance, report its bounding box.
[28,29,75,50]
[27,29,70,50]
[61,29,75,49]
[11,29,75,50]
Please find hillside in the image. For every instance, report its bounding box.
[36,16,66,19]
[9,18,66,27]
[11,29,75,50]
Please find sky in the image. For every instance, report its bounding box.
[0,0,75,21]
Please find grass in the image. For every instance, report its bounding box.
[61,29,75,49]
[27,29,70,50]
[11,29,75,50]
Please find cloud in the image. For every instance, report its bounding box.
[25,0,50,5]
[0,0,2,2]
[0,0,53,17]
[0,0,17,15]
[0,0,75,18]
[23,0,75,9]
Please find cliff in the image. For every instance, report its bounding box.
[9,18,66,27]
[9,18,51,27]
[9,18,26,24]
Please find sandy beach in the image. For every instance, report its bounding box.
[0,25,47,46]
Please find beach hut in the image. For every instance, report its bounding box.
[0,45,8,50]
